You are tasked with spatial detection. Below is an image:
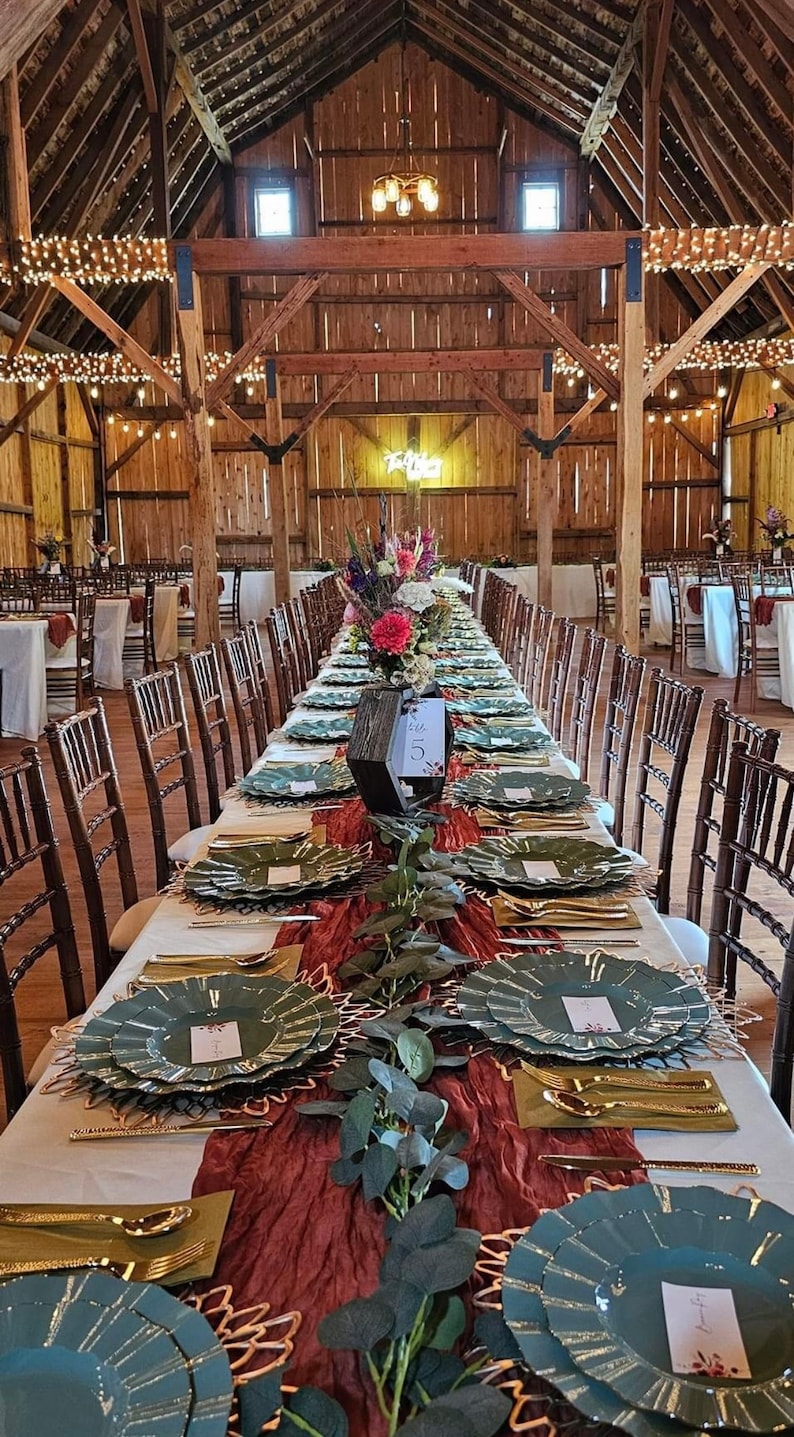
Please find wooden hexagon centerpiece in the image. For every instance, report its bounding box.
[346,683,454,814]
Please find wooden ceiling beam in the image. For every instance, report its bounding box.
[125,0,158,113]
[27,12,127,173]
[649,0,675,100]
[0,65,31,239]
[283,368,358,447]
[205,271,328,408]
[421,0,596,103]
[501,0,615,69]
[643,263,771,397]
[6,288,51,358]
[509,0,623,49]
[212,347,549,375]
[746,0,794,57]
[196,0,345,77]
[580,2,645,157]
[462,0,606,82]
[167,232,635,274]
[555,387,609,441]
[466,370,532,438]
[701,0,791,116]
[0,376,58,451]
[494,269,620,398]
[49,276,183,405]
[157,13,232,164]
[0,1,70,81]
[19,0,98,123]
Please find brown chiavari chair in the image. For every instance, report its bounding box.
[566,626,608,783]
[523,605,555,709]
[542,616,576,743]
[597,645,646,846]
[37,574,77,613]
[299,586,323,675]
[0,575,38,611]
[0,748,84,1120]
[46,699,164,988]
[221,630,268,775]
[122,575,157,676]
[509,597,535,686]
[668,564,708,674]
[732,570,782,711]
[218,563,243,630]
[45,587,96,713]
[591,555,615,632]
[285,597,312,690]
[243,620,276,735]
[631,667,704,914]
[707,745,794,1120]
[480,570,499,638]
[266,607,299,724]
[183,645,237,822]
[125,664,210,891]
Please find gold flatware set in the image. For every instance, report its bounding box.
[0,1241,209,1282]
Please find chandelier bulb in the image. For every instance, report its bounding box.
[396,193,412,217]
[385,176,400,204]
[371,186,388,213]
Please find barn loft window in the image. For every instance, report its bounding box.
[521,180,560,231]
[253,184,294,236]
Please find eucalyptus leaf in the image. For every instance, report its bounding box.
[339,1090,377,1158]
[237,1371,283,1437]
[317,1295,394,1352]
[298,1100,350,1119]
[396,1029,435,1081]
[354,911,408,937]
[279,1387,349,1437]
[338,950,380,978]
[361,1140,400,1201]
[390,1195,457,1252]
[413,1153,469,1197]
[408,1092,447,1131]
[382,1084,422,1122]
[368,1059,417,1095]
[404,1350,468,1406]
[359,1016,408,1041]
[376,1278,427,1337]
[329,1156,363,1187]
[473,1311,523,1364]
[415,1385,512,1435]
[424,1294,466,1351]
[401,1230,480,1295]
[329,1057,374,1092]
[396,1131,434,1169]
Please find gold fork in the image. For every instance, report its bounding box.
[525,1067,713,1094]
[0,1238,209,1282]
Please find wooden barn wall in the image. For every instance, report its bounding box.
[0,336,98,567]
[109,43,719,564]
[725,370,794,551]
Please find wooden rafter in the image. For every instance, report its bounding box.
[0,0,69,78]
[283,369,358,447]
[701,0,790,117]
[166,233,635,273]
[7,290,50,359]
[466,370,531,439]
[205,271,328,408]
[0,65,31,239]
[669,417,719,468]
[49,277,183,405]
[494,270,620,399]
[555,388,608,442]
[160,14,232,165]
[649,0,675,101]
[0,378,58,451]
[580,1,645,157]
[643,264,771,397]
[26,5,125,166]
[125,0,159,113]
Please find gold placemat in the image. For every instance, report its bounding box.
[459,752,551,768]
[208,824,326,847]
[474,808,589,832]
[135,944,304,986]
[512,1067,736,1131]
[492,895,643,930]
[0,1189,233,1284]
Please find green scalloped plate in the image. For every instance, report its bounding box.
[283,715,354,741]
[184,839,365,904]
[450,771,590,811]
[446,695,535,718]
[458,833,632,893]
[239,759,355,803]
[454,723,551,753]
[303,687,363,709]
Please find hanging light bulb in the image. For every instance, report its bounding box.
[154,428,162,440]
[422,187,439,213]
[371,186,388,213]
[122,421,130,433]
[717,384,728,398]
[90,384,99,399]
[771,376,781,390]
[416,176,434,206]
[668,384,679,399]
[246,383,254,396]
[137,386,145,401]
[169,425,177,439]
[107,412,115,425]
[647,413,656,423]
[384,175,400,203]
[663,413,672,424]
[207,413,215,427]
[136,424,144,437]
[396,192,412,217]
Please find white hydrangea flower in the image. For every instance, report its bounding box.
[394,580,436,612]
[376,558,394,576]
[400,653,435,691]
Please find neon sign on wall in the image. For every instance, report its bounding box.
[384,449,442,482]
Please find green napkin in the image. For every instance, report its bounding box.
[0,1189,234,1284]
[512,1066,736,1131]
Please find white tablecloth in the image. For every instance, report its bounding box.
[94,597,132,690]
[0,618,49,740]
[122,585,179,680]
[2,617,794,1213]
[491,564,596,619]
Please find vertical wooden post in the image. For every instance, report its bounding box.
[222,163,243,352]
[143,2,172,356]
[615,240,645,654]
[643,0,661,343]
[535,352,555,610]
[174,246,219,648]
[265,358,291,605]
[0,65,32,240]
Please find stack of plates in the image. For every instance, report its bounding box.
[0,1271,231,1437]
[503,1184,794,1436]
[451,771,590,811]
[439,672,514,691]
[184,838,366,907]
[454,723,551,753]
[76,973,339,1097]
[317,668,375,688]
[327,653,372,670]
[239,758,355,804]
[303,687,363,710]
[458,834,633,893]
[458,951,710,1062]
[283,715,354,742]
[436,654,505,673]
[446,695,534,718]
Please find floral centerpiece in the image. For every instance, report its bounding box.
[88,531,115,568]
[33,530,64,573]
[757,506,791,560]
[489,553,516,568]
[702,517,734,554]
[340,527,453,689]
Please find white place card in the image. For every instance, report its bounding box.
[395,698,447,778]
[521,860,562,881]
[661,1282,751,1379]
[561,995,621,1033]
[290,779,318,794]
[505,786,534,801]
[268,864,302,885]
[190,1020,243,1064]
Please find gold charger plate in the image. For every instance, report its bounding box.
[0,1189,233,1285]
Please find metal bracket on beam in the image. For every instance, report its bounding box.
[625,237,643,303]
[542,351,554,392]
[522,425,570,458]
[174,245,194,310]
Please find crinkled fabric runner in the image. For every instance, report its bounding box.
[192,793,646,1432]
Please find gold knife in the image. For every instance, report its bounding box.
[540,1154,760,1175]
[70,1120,273,1140]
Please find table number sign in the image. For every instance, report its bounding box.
[661,1282,751,1379]
[394,698,447,778]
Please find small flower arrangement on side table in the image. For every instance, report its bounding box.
[88,532,116,570]
[701,517,734,557]
[757,506,791,563]
[33,531,64,574]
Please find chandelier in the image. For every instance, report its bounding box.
[371,47,439,217]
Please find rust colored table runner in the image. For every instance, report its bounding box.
[192,789,645,1430]
[755,593,794,625]
[46,611,76,649]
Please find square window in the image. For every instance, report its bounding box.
[253,185,293,236]
[522,181,560,231]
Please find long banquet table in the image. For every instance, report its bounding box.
[2,604,794,1424]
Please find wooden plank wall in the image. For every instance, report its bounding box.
[0,335,98,566]
[104,43,719,564]
[726,370,794,550]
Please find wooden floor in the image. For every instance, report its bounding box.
[1,636,792,1128]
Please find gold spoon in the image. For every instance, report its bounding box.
[0,1203,192,1238]
[543,1089,727,1119]
[148,949,278,969]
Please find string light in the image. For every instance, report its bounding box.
[771,376,782,390]
[154,428,161,440]
[169,425,177,439]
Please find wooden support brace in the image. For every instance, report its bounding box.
[615,245,645,653]
[0,377,58,451]
[642,264,771,398]
[279,369,358,451]
[49,276,183,406]
[536,355,556,610]
[494,269,620,399]
[205,271,328,409]
[174,262,219,648]
[669,417,719,469]
[555,387,608,442]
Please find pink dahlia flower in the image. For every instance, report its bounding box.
[370,610,413,654]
